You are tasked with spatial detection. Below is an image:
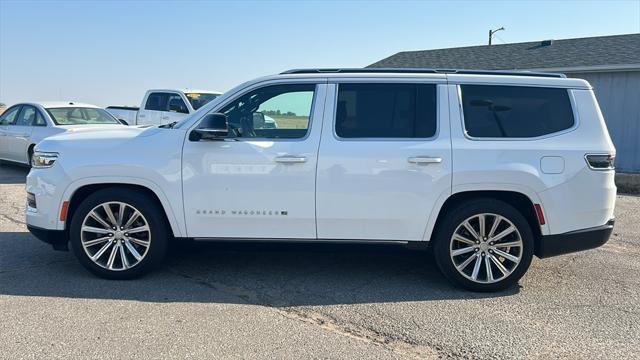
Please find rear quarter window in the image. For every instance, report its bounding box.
[460,85,575,138]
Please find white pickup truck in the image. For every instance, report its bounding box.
[106,89,222,126]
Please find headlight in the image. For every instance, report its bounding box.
[31,151,59,168]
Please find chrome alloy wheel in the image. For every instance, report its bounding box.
[449,213,523,284]
[80,201,151,271]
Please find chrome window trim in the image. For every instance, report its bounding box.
[330,82,442,143]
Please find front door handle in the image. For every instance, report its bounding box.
[408,156,443,165]
[275,155,307,164]
[161,116,169,120]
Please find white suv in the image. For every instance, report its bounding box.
[25,69,616,291]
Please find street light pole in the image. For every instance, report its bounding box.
[489,27,505,45]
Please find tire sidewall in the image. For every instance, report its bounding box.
[433,199,534,292]
[69,188,169,279]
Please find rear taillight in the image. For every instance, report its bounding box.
[585,154,615,170]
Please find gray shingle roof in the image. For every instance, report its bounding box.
[368,33,640,70]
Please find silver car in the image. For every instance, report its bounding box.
[0,102,126,166]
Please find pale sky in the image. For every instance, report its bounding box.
[1,0,639,107]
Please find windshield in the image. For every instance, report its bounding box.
[185,93,219,110]
[47,107,120,125]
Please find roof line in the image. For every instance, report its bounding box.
[281,68,566,78]
[524,63,640,73]
[383,32,640,55]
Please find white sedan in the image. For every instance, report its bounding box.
[0,102,127,166]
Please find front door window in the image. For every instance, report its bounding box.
[219,84,315,139]
[0,106,21,125]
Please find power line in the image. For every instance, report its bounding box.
[494,33,507,44]
[489,27,505,45]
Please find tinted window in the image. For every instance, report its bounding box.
[461,85,575,138]
[336,83,437,138]
[144,92,170,111]
[0,106,21,125]
[218,84,315,139]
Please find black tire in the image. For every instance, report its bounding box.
[432,198,534,292]
[27,146,34,167]
[69,187,169,279]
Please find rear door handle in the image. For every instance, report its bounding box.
[408,156,442,165]
[275,155,307,164]
[161,116,169,120]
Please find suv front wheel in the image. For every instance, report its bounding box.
[69,188,169,279]
[433,199,534,292]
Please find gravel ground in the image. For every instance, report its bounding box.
[1,162,638,359]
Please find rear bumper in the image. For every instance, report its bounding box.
[536,219,614,258]
[27,225,68,251]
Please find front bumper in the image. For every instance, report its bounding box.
[27,225,68,251]
[535,219,615,258]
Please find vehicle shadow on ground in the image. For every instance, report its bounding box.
[0,163,29,184]
[0,232,519,306]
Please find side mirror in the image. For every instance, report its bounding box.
[118,119,129,126]
[190,113,229,141]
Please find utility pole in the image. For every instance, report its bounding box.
[489,27,505,45]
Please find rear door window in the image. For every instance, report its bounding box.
[335,83,437,138]
[460,85,575,138]
[144,92,170,111]
[15,106,36,126]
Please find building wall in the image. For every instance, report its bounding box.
[567,71,640,172]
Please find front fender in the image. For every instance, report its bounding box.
[59,176,185,237]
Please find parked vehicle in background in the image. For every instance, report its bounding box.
[0,102,126,166]
[106,89,222,126]
[26,69,616,291]
[103,106,138,126]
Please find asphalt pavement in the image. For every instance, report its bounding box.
[1,162,638,359]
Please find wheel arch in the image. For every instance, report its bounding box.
[61,179,184,238]
[426,189,545,249]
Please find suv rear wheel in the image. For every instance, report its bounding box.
[69,188,169,279]
[433,198,534,292]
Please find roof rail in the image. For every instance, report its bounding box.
[280,68,566,78]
